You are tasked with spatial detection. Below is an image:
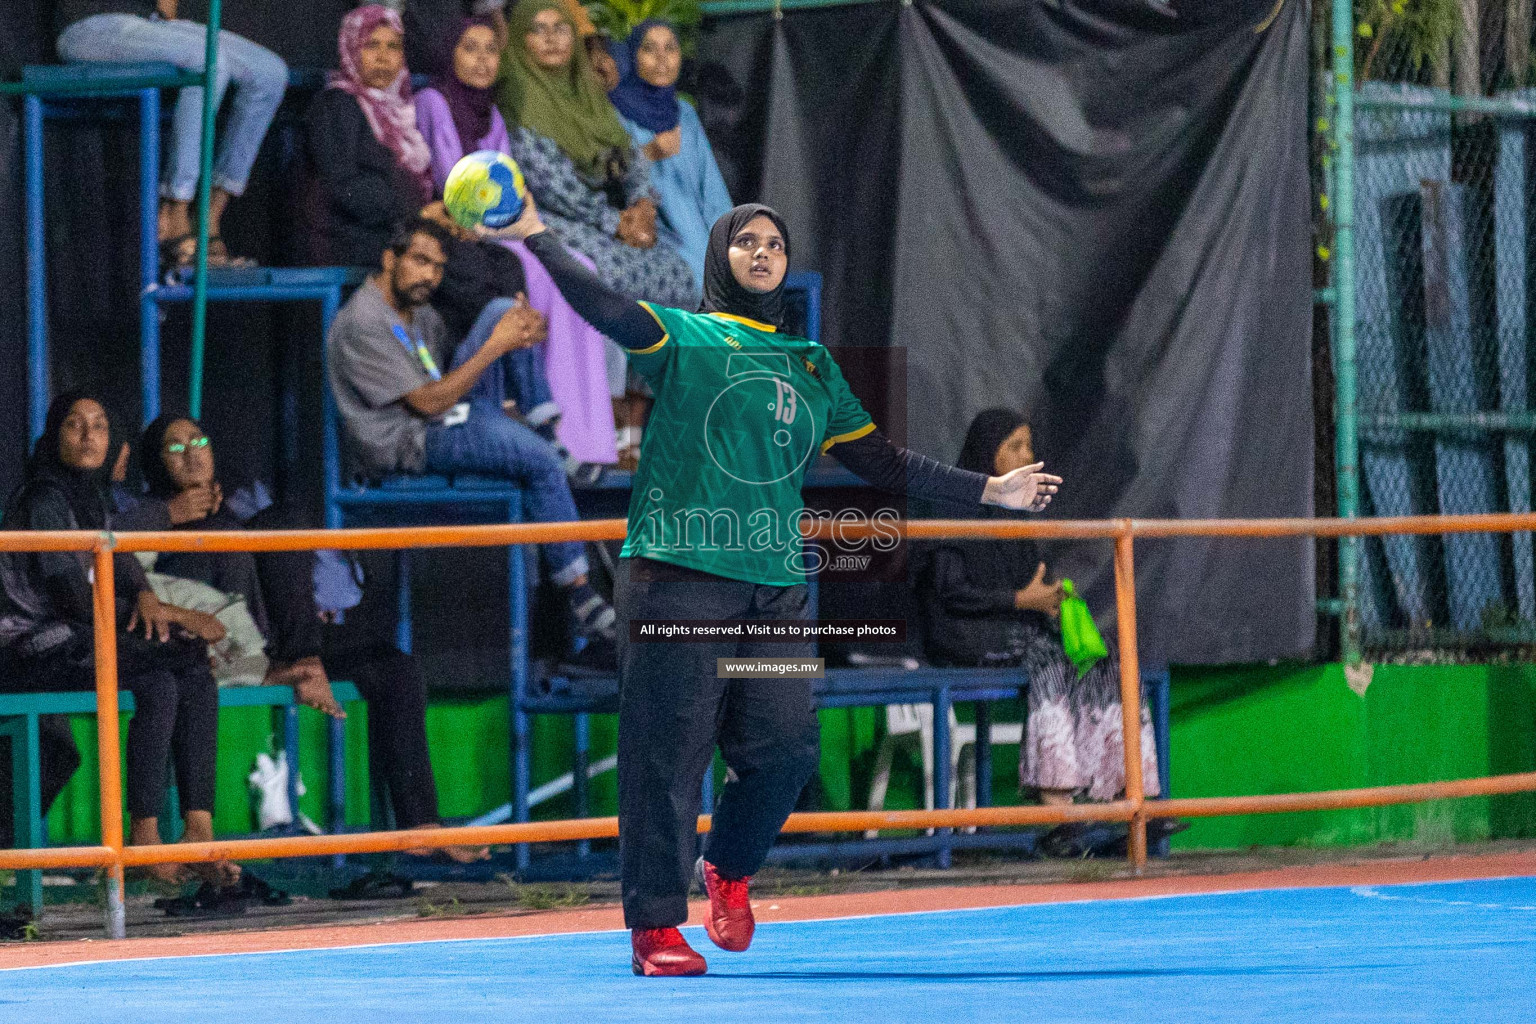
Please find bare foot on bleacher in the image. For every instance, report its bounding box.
[267,657,347,719]
[402,824,491,864]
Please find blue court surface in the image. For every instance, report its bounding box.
[4,876,1534,1022]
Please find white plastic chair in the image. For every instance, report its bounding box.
[866,703,1024,834]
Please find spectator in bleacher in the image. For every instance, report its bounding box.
[608,20,733,290]
[399,0,495,79]
[414,17,618,467]
[418,203,560,455]
[302,5,433,267]
[587,31,622,92]
[121,415,488,862]
[919,409,1169,857]
[55,0,287,275]
[400,0,599,78]
[327,215,615,641]
[495,0,697,312]
[0,392,238,885]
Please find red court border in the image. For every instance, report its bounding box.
[3,851,1532,971]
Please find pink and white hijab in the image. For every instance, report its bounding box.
[329,5,433,198]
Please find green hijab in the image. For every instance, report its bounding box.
[496,0,632,181]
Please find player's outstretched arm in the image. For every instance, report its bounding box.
[483,194,665,351]
[830,430,1059,512]
[981,462,1061,512]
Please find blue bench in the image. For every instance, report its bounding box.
[783,270,822,342]
[504,662,1171,869]
[1,681,361,917]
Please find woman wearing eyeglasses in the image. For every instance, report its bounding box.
[496,0,696,312]
[0,392,237,887]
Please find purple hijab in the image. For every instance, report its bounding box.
[432,16,500,156]
[606,19,680,134]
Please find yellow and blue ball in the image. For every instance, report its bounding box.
[443,150,527,231]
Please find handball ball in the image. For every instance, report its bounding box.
[443,150,527,231]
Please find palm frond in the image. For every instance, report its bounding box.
[585,0,704,52]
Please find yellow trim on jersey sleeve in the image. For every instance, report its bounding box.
[821,420,877,453]
[629,302,671,355]
[709,312,778,333]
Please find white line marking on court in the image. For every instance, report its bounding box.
[1349,885,1536,912]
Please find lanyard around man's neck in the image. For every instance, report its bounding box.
[392,323,441,381]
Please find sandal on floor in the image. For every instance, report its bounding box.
[239,872,293,907]
[328,871,415,901]
[154,872,290,918]
[155,882,248,918]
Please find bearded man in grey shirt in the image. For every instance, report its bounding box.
[327,217,614,639]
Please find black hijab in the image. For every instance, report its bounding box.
[139,413,196,499]
[700,203,791,330]
[25,389,115,529]
[945,407,1039,578]
[957,408,1028,477]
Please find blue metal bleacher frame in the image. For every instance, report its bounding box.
[150,264,366,484]
[12,61,204,438]
[1,681,361,917]
[320,323,534,865]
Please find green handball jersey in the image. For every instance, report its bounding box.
[621,303,876,585]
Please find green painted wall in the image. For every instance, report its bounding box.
[1166,662,1536,849]
[37,663,1536,848]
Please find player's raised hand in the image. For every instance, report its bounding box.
[981,462,1061,512]
[478,191,545,242]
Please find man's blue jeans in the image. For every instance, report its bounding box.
[424,403,588,586]
[450,298,561,430]
[57,14,287,201]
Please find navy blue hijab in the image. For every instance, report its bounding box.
[606,20,680,134]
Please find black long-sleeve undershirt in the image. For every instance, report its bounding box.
[830,429,987,506]
[525,231,662,348]
[522,231,989,506]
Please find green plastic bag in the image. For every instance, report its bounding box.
[1058,578,1108,677]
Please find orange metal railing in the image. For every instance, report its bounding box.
[3,511,1536,938]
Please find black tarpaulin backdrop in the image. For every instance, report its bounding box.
[701,0,1314,663]
[0,0,1313,669]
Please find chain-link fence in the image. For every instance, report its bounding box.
[1326,1,1536,653]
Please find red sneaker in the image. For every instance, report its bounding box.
[701,860,755,952]
[630,927,707,977]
